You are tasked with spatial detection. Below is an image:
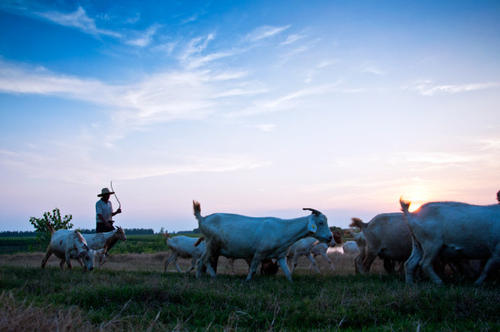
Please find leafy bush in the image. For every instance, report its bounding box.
[29,208,73,247]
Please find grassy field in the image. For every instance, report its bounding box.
[0,252,499,331]
[0,234,175,255]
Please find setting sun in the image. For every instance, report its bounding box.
[408,202,423,212]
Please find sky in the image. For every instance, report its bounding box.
[0,0,499,232]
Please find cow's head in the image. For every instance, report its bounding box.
[115,227,126,241]
[75,231,94,271]
[303,208,332,243]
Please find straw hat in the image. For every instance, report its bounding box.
[97,188,115,197]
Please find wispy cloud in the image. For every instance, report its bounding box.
[246,25,291,42]
[0,59,265,143]
[181,14,199,24]
[280,33,306,45]
[36,6,121,38]
[185,51,237,69]
[229,83,348,117]
[180,34,215,60]
[126,24,161,47]
[0,149,269,184]
[412,80,500,96]
[177,33,243,69]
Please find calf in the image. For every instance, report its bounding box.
[41,224,94,271]
[400,199,500,285]
[193,201,333,281]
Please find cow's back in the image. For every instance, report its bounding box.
[365,213,411,261]
[409,202,500,258]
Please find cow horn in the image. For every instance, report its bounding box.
[303,208,322,216]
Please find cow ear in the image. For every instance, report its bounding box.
[307,220,317,233]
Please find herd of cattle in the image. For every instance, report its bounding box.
[40,197,500,285]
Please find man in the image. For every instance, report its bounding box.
[96,188,122,233]
[497,190,500,204]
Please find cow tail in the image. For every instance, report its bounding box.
[350,217,367,230]
[193,201,203,224]
[46,222,55,234]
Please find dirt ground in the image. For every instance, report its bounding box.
[0,248,388,276]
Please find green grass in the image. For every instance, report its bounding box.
[1,265,498,331]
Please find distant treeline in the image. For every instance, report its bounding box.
[77,228,155,235]
[0,231,38,238]
[0,228,200,237]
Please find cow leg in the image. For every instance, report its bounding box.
[196,255,205,278]
[278,257,293,282]
[307,254,320,273]
[205,248,218,278]
[474,246,500,285]
[41,249,52,269]
[361,251,377,274]
[163,253,177,273]
[174,258,184,273]
[291,253,300,273]
[245,256,261,281]
[59,259,65,270]
[320,251,335,270]
[65,252,72,270]
[205,257,217,277]
[405,238,423,284]
[187,257,197,273]
[419,242,443,284]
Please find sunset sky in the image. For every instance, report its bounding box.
[1,0,499,232]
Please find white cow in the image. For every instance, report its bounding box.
[193,201,333,282]
[41,225,94,271]
[82,227,127,266]
[164,233,206,273]
[400,199,500,285]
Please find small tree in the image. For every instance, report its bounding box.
[29,208,73,246]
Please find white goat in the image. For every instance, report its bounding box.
[164,233,206,273]
[350,213,411,274]
[82,227,127,266]
[342,240,360,255]
[288,237,337,273]
[41,224,94,271]
[193,201,333,282]
[400,199,500,285]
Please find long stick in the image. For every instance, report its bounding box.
[110,181,122,210]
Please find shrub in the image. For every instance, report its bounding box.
[29,208,73,246]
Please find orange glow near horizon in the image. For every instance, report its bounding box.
[408,201,423,212]
[402,184,431,213]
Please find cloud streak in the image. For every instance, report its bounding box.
[0,149,269,184]
[36,6,121,38]
[246,25,291,42]
[126,24,161,47]
[412,80,500,96]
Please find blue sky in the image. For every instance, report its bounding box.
[1,0,499,232]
